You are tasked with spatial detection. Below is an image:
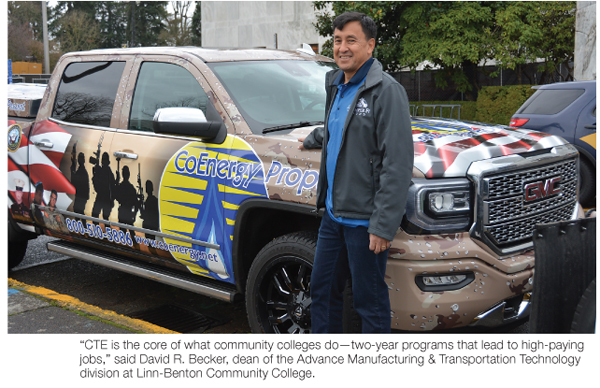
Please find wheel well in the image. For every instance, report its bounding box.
[231,200,321,294]
[575,145,596,169]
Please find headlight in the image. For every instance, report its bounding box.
[428,191,470,216]
[404,178,472,233]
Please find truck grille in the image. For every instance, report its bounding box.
[481,158,578,248]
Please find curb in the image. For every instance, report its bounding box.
[8,278,178,334]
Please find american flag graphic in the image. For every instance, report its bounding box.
[8,119,75,211]
[411,118,568,178]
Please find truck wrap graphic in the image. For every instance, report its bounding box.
[159,135,268,284]
[410,118,568,178]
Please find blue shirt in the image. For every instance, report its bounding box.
[326,58,374,227]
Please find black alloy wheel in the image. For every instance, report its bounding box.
[246,232,316,333]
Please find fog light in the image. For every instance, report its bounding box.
[416,272,474,291]
[423,274,467,286]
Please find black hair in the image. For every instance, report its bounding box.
[332,11,377,41]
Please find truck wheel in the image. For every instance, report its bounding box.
[579,158,595,207]
[8,220,29,270]
[571,278,596,333]
[246,231,316,333]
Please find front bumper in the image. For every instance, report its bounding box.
[385,251,534,331]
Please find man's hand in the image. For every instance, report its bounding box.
[298,137,306,150]
[369,234,391,254]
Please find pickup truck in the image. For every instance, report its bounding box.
[8,47,583,333]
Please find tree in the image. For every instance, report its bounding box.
[159,1,194,46]
[534,1,576,82]
[191,1,202,46]
[96,2,129,48]
[314,1,497,99]
[55,10,100,52]
[8,1,43,41]
[8,1,61,70]
[492,1,576,84]
[127,1,169,47]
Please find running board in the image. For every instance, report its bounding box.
[47,240,238,302]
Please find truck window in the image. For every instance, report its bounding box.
[51,61,126,127]
[129,62,210,132]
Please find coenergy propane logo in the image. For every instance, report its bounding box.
[159,136,267,283]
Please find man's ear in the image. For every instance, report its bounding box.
[367,38,375,55]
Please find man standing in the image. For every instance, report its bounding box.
[302,12,413,333]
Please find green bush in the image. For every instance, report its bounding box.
[475,85,536,125]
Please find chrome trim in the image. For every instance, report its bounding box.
[467,144,579,256]
[39,206,220,250]
[49,117,117,132]
[47,241,235,302]
[113,151,138,160]
[469,293,532,328]
[33,140,54,149]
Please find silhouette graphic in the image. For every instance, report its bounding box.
[71,150,90,214]
[91,151,115,221]
[140,179,159,239]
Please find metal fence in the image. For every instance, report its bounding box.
[393,62,573,102]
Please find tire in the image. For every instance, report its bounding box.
[8,219,29,270]
[571,278,596,333]
[246,231,316,333]
[579,157,596,208]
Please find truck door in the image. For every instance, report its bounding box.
[27,59,131,239]
[109,58,236,284]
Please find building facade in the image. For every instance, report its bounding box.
[201,1,328,51]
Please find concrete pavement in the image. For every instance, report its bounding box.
[8,278,176,334]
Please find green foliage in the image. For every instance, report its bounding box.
[313,1,576,95]
[191,2,202,46]
[127,1,169,47]
[475,85,536,125]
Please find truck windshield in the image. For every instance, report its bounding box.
[208,60,337,134]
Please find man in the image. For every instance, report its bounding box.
[302,12,413,333]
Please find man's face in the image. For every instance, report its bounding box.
[49,193,57,208]
[333,20,375,82]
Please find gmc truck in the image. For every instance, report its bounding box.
[8,47,583,333]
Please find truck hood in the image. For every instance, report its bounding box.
[411,117,569,178]
[273,119,569,179]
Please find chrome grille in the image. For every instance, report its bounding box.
[482,158,578,247]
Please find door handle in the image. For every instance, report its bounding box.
[113,151,138,160]
[584,124,596,130]
[34,140,53,148]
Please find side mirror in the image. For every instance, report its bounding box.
[153,107,222,140]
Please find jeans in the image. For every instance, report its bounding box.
[311,211,391,333]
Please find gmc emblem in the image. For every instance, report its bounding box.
[524,177,561,202]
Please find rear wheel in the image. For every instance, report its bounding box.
[8,219,29,270]
[246,232,316,333]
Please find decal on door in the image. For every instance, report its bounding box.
[158,135,268,284]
